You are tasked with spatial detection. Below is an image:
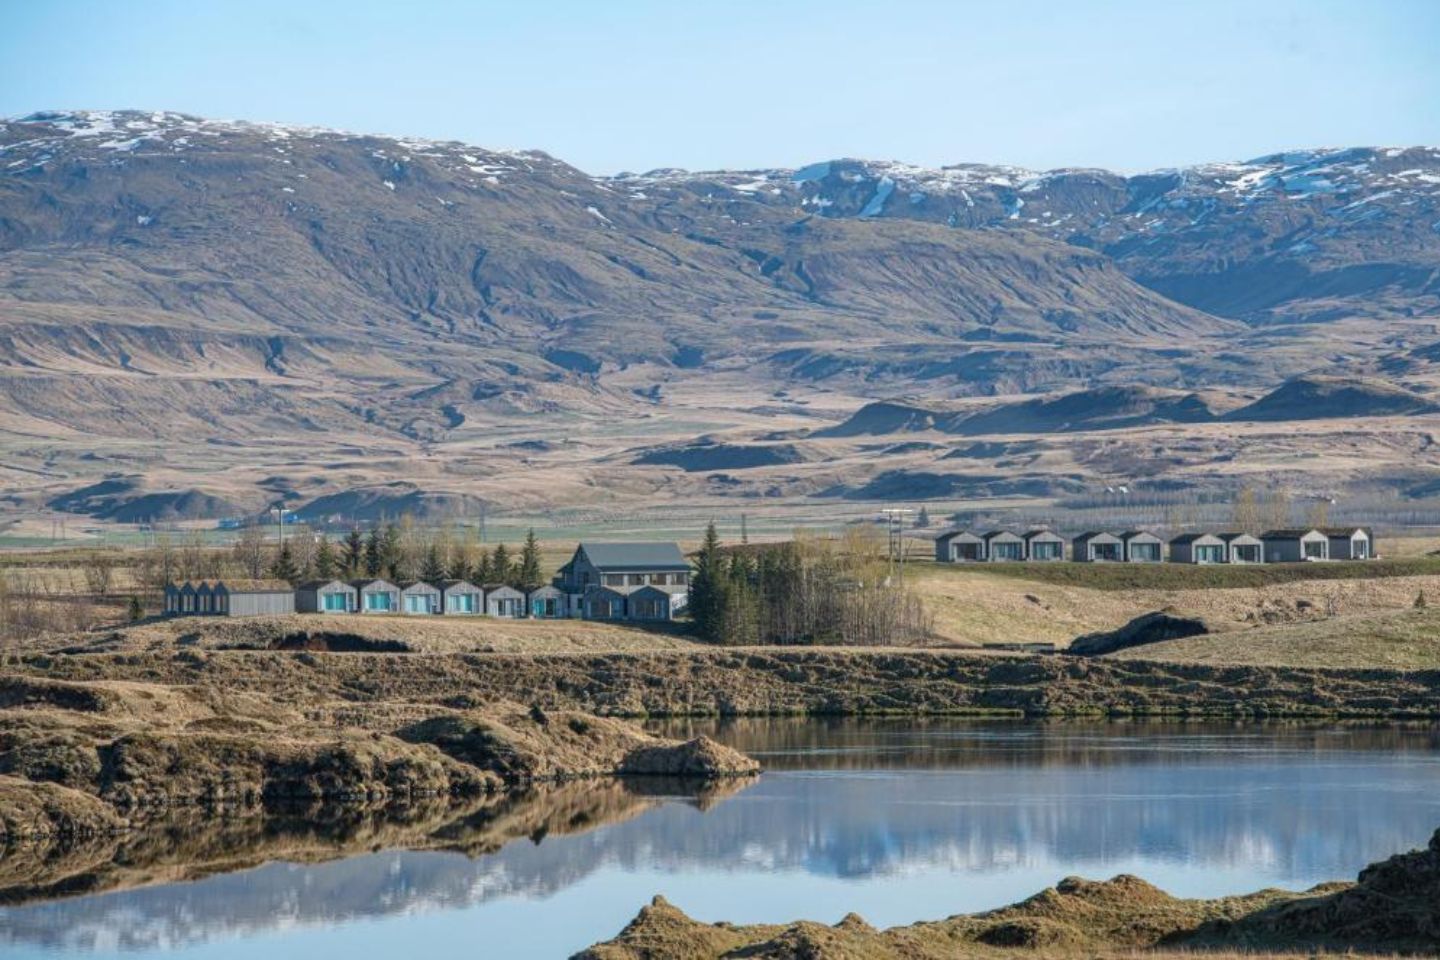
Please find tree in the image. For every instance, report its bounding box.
[363,527,383,577]
[473,548,493,585]
[342,529,365,577]
[1307,498,1331,529]
[269,542,299,584]
[447,542,473,582]
[490,543,512,585]
[1232,486,1261,532]
[380,523,402,579]
[127,595,144,621]
[1266,488,1293,530]
[82,555,115,596]
[516,529,544,591]
[915,507,931,529]
[421,543,446,582]
[314,535,338,580]
[688,522,727,642]
[233,526,267,579]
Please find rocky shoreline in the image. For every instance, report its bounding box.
[578,829,1440,958]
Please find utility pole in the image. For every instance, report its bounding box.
[879,508,913,586]
[740,513,748,544]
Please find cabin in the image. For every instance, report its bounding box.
[194,580,216,614]
[1120,531,1164,563]
[1217,533,1263,564]
[1322,526,1373,560]
[982,530,1026,562]
[934,530,986,562]
[553,541,691,592]
[527,584,567,618]
[297,579,357,613]
[213,579,295,617]
[582,584,629,620]
[436,579,483,615]
[627,584,688,621]
[1261,529,1329,563]
[1022,529,1066,561]
[1073,532,1123,562]
[484,584,526,618]
[350,578,401,613]
[163,581,190,616]
[400,581,442,615]
[1169,533,1227,564]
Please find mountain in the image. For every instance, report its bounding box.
[3,110,1440,521]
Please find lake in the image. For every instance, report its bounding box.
[2,719,1438,958]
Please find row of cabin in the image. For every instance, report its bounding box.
[164,542,693,622]
[935,527,1374,564]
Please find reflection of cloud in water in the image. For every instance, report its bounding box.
[2,722,1438,954]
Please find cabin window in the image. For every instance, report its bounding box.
[955,543,982,561]
[323,592,347,612]
[1092,543,1121,561]
[451,594,475,613]
[365,592,393,611]
[1129,543,1160,562]
[1303,540,1327,559]
[1232,545,1260,563]
[604,574,625,586]
[1031,541,1061,560]
[405,594,428,613]
[992,542,1022,561]
[1196,545,1224,564]
[534,596,558,617]
[1351,537,1368,559]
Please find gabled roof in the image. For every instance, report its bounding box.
[433,579,480,591]
[399,580,441,592]
[1215,532,1261,542]
[1260,528,1324,540]
[934,528,980,542]
[482,583,525,594]
[982,529,1022,540]
[349,578,397,589]
[579,541,689,571]
[1119,530,1161,541]
[218,579,293,593]
[1319,526,1371,537]
[1073,531,1121,541]
[1022,528,1062,539]
[1169,532,1221,544]
[298,579,352,590]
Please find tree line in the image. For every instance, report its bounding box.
[687,524,932,646]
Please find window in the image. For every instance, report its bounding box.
[1303,540,1327,560]
[451,594,475,613]
[673,572,687,585]
[405,594,428,613]
[1031,541,1061,560]
[1196,545,1224,564]
[1129,543,1160,562]
[1093,543,1121,561]
[1353,538,1368,559]
[535,596,558,617]
[992,542,1022,561]
[1233,545,1260,563]
[604,574,625,586]
[649,574,666,585]
[955,543,981,561]
[323,592,347,612]
[365,591,392,611]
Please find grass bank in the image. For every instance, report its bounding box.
[931,555,1440,591]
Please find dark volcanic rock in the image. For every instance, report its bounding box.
[1069,610,1215,656]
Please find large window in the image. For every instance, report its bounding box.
[1352,537,1368,559]
[955,543,982,561]
[405,594,428,613]
[1232,544,1260,563]
[1031,541,1061,560]
[604,574,625,586]
[450,594,475,613]
[1129,543,1160,562]
[1093,543,1121,561]
[365,592,392,611]
[1303,539,1327,560]
[992,542,1022,561]
[323,592,347,612]
[1196,545,1224,564]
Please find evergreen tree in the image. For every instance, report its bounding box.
[269,542,300,584]
[516,529,544,591]
[127,595,144,621]
[380,523,402,579]
[421,543,446,582]
[363,528,383,577]
[446,547,471,582]
[915,506,931,528]
[314,535,337,580]
[491,543,512,585]
[688,522,727,642]
[342,529,364,577]
[473,548,493,585]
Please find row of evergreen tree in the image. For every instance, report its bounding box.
[268,526,545,590]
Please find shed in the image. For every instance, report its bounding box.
[1261,529,1329,563]
[1322,526,1373,560]
[628,585,688,621]
[436,579,482,615]
[400,581,442,614]
[1073,532,1123,562]
[1217,532,1263,564]
[484,584,526,618]
[194,580,217,614]
[1119,530,1164,563]
[350,578,401,613]
[297,579,357,613]
[1170,533,1227,564]
[583,585,629,620]
[982,530,1026,562]
[934,530,985,563]
[177,580,199,614]
[528,584,567,618]
[1022,529,1065,561]
[214,579,295,617]
[163,581,188,616]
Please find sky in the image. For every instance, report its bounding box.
[3,0,1438,175]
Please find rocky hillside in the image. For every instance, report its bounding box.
[4,110,1440,519]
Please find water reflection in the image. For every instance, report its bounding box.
[1,720,1437,958]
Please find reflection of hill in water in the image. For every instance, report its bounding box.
[2,722,1438,953]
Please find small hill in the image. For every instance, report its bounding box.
[294,484,490,523]
[1226,376,1439,422]
[952,385,1217,435]
[633,442,809,472]
[827,469,1086,500]
[47,477,243,522]
[816,401,948,437]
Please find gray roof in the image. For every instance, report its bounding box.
[580,541,689,571]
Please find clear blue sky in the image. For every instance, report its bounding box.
[3,0,1437,174]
